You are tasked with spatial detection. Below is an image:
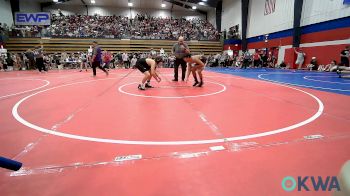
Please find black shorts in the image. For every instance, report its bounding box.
[340,57,349,67]
[135,62,150,73]
[200,56,207,64]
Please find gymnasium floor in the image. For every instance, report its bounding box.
[0,68,349,195]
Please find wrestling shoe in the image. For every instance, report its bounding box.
[138,84,146,90]
[145,83,154,88]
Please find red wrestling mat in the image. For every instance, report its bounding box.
[0,69,349,195]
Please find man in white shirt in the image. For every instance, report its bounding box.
[130,55,137,68]
[122,52,129,69]
[294,48,306,69]
[150,48,157,58]
[160,48,165,57]
[227,47,233,57]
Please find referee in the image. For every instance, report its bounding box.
[172,36,189,81]
[34,46,46,72]
[91,41,108,76]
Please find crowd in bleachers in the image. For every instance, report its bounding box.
[8,13,220,40]
[1,9,348,72]
[206,49,277,68]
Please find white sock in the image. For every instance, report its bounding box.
[141,82,146,88]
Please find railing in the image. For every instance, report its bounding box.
[5,37,223,55]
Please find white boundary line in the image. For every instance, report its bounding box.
[258,73,350,92]
[12,76,324,145]
[0,78,50,99]
[303,76,350,84]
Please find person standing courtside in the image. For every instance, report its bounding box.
[25,49,35,70]
[294,47,306,69]
[91,41,108,77]
[172,36,189,81]
[340,46,349,67]
[34,46,47,73]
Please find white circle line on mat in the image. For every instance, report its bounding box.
[259,74,350,92]
[303,76,350,84]
[118,81,226,99]
[0,78,50,99]
[12,76,324,145]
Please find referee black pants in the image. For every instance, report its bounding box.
[174,58,187,81]
[36,58,46,72]
[92,61,107,76]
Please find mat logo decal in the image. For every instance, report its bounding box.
[282,176,340,192]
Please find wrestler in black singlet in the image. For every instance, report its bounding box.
[135,58,151,73]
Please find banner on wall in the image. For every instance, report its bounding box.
[344,0,350,4]
[264,0,276,15]
[15,12,51,26]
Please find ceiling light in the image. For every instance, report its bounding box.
[202,0,207,2]
[192,6,197,9]
[91,0,95,4]
[128,2,133,6]
[198,2,205,5]
[53,0,59,2]
[161,3,166,7]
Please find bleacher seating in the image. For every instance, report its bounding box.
[5,38,223,55]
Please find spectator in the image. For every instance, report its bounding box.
[160,48,165,56]
[1,55,8,70]
[242,50,251,69]
[130,55,137,68]
[0,56,3,70]
[6,53,13,70]
[322,60,338,72]
[150,48,157,57]
[294,48,306,69]
[8,14,219,41]
[102,50,112,70]
[253,50,261,68]
[16,53,23,70]
[122,52,129,68]
[116,52,123,67]
[277,61,287,69]
[53,53,60,68]
[25,49,35,69]
[340,46,349,67]
[267,51,276,68]
[79,52,88,72]
[22,53,28,70]
[307,57,319,71]
[260,52,268,67]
